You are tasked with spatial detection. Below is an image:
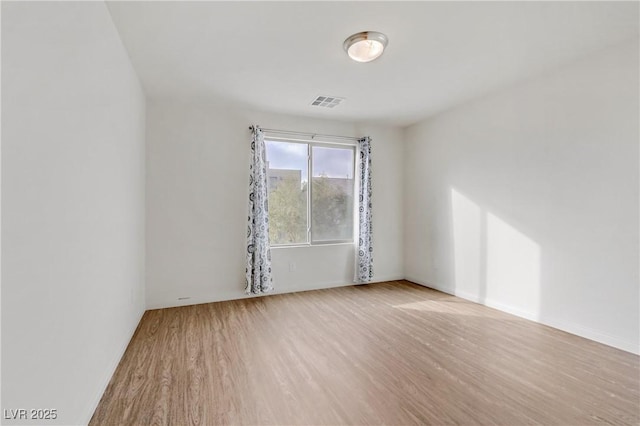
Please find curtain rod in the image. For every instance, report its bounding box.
[249,125,361,142]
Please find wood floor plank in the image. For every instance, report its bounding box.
[90,281,640,425]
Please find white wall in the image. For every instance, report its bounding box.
[2,3,146,424]
[404,40,639,354]
[146,101,403,309]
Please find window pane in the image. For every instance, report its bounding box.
[265,141,308,245]
[311,146,354,242]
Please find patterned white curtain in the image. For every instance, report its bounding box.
[355,136,373,283]
[245,126,274,295]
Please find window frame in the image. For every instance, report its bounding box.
[265,136,357,248]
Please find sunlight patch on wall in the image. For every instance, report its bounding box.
[451,188,483,295]
[486,212,541,318]
[450,187,541,319]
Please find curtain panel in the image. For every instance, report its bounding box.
[245,126,274,295]
[355,136,373,283]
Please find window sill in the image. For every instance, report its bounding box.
[270,242,354,250]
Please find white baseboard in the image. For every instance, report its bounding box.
[145,284,349,310]
[145,273,639,354]
[146,275,406,310]
[82,307,145,425]
[371,274,406,283]
[405,276,639,355]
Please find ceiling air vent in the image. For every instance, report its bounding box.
[310,96,344,108]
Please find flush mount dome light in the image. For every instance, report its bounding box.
[343,31,388,63]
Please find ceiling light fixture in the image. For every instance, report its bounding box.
[343,31,388,63]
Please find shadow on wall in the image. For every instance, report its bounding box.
[450,187,541,320]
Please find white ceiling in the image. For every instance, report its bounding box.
[106,1,639,126]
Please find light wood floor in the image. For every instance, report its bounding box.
[90,280,639,425]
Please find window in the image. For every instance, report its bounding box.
[265,139,355,246]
